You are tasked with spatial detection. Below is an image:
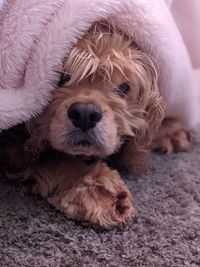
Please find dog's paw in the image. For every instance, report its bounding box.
[115,191,132,217]
[49,166,134,229]
[94,184,134,228]
[151,118,191,154]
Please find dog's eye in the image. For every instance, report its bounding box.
[117,83,130,97]
[58,73,71,87]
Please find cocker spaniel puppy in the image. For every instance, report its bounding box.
[0,22,165,228]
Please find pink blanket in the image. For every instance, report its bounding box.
[0,0,199,131]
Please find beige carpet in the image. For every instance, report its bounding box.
[0,129,200,267]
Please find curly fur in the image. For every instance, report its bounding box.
[28,22,163,155]
[0,22,164,228]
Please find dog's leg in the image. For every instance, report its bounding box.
[151,118,191,154]
[111,139,149,175]
[32,159,134,228]
[113,118,190,176]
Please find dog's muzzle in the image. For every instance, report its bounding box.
[68,102,102,132]
[66,103,104,154]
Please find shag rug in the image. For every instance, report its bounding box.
[0,128,200,267]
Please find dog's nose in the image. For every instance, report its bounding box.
[68,102,102,131]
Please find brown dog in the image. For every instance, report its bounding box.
[1,22,165,228]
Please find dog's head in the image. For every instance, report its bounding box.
[27,22,164,158]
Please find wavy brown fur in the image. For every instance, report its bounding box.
[1,21,164,228]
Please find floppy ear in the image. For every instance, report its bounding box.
[114,52,164,175]
[132,51,165,148]
[25,116,49,160]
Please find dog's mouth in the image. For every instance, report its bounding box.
[65,129,105,156]
[75,140,93,147]
[69,139,101,156]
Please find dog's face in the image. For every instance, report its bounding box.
[45,70,139,157]
[28,23,163,158]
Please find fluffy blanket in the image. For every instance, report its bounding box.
[0,0,199,131]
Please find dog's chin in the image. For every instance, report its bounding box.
[51,138,114,158]
[49,127,119,157]
[62,142,109,157]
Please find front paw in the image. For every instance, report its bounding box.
[93,183,134,228]
[49,166,134,228]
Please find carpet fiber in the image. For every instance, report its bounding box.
[0,129,200,267]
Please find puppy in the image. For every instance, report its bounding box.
[0,22,164,228]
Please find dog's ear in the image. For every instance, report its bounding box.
[114,54,164,175]
[25,118,49,160]
[132,52,165,149]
